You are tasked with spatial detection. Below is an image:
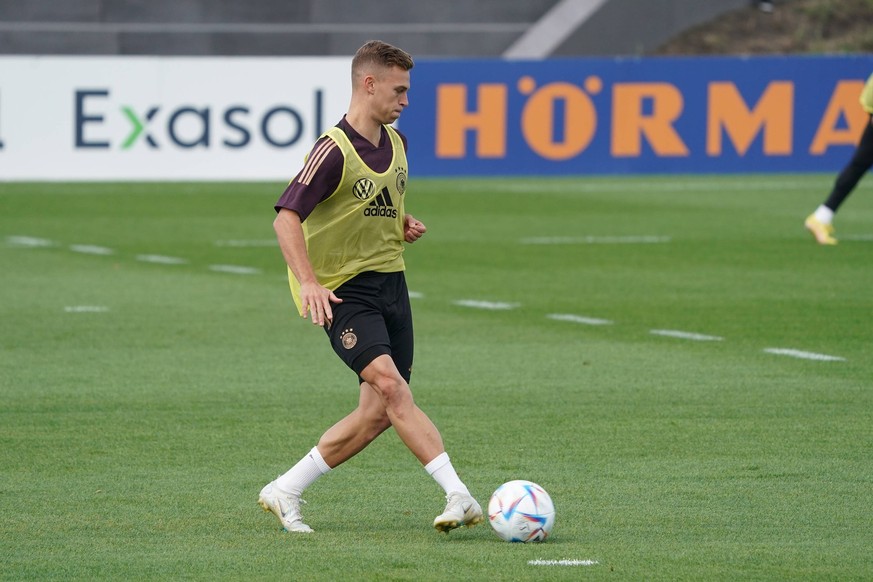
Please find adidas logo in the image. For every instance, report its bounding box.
[363,188,398,218]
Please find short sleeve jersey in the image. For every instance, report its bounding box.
[275,117,410,311]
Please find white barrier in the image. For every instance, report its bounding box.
[0,57,350,181]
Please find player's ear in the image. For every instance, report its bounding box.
[364,74,376,94]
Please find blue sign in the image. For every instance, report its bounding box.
[401,55,873,176]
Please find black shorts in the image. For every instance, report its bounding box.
[324,271,414,384]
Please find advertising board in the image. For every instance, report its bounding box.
[1,55,871,180]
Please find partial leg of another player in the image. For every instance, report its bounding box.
[806,115,873,245]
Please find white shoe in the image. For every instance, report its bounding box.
[258,481,313,533]
[433,492,484,533]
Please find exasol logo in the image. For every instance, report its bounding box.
[74,89,325,150]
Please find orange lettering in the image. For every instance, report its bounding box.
[707,82,793,156]
[520,82,596,160]
[809,80,867,155]
[436,84,506,158]
[612,83,688,157]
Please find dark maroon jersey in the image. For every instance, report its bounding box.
[274,116,409,221]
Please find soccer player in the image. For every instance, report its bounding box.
[805,71,873,245]
[258,40,483,534]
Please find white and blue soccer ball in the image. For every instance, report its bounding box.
[487,480,555,542]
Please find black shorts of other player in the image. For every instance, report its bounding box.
[324,271,413,385]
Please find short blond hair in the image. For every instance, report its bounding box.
[351,40,414,81]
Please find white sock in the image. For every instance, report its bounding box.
[424,452,470,496]
[275,446,331,496]
[814,205,834,225]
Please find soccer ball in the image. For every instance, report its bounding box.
[487,480,555,542]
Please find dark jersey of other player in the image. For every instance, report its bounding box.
[275,116,409,219]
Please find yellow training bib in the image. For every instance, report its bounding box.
[288,126,408,312]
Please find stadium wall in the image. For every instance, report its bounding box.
[1,54,872,181]
[0,0,746,58]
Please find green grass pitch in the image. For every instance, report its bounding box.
[2,175,872,580]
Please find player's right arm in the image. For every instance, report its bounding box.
[273,134,344,327]
[273,209,342,327]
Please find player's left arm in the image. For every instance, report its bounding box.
[396,129,425,243]
[403,214,426,243]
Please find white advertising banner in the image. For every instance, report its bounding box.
[0,56,351,181]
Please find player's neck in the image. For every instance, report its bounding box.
[345,110,382,147]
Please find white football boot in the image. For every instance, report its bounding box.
[433,492,484,533]
[258,481,313,533]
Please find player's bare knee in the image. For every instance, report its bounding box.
[371,375,413,415]
[373,374,404,400]
[386,389,415,423]
[366,365,401,395]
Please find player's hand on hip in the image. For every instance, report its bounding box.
[404,214,427,243]
[300,282,343,327]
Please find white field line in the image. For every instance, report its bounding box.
[521,235,670,245]
[214,239,277,247]
[650,329,723,342]
[408,291,424,299]
[136,254,188,265]
[839,234,873,241]
[764,348,845,362]
[11,234,272,277]
[528,559,600,567]
[547,313,613,326]
[209,264,262,275]
[453,299,520,310]
[64,305,109,313]
[6,235,55,247]
[70,244,114,255]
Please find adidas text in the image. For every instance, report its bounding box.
[363,207,398,218]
